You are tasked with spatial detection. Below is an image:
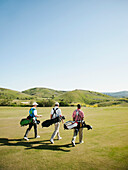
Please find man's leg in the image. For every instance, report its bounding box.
[72,128,79,146]
[56,123,62,140]
[79,128,83,143]
[50,123,60,143]
[24,123,33,140]
[34,123,37,138]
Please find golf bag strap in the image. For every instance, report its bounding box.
[75,109,82,121]
[29,108,36,118]
[52,108,58,118]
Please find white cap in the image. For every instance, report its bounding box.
[55,102,59,106]
[32,102,38,106]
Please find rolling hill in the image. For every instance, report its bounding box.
[103,91,128,98]
[22,87,66,98]
[22,88,115,105]
[55,89,115,105]
[0,88,34,100]
[1,87,127,107]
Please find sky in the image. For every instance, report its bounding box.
[0,0,128,92]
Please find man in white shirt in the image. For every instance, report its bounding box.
[50,102,63,144]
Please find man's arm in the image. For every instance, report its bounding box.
[36,115,42,117]
[50,109,54,119]
[58,109,64,123]
[34,110,42,117]
[81,111,84,120]
[72,111,75,121]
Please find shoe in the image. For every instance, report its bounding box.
[79,141,84,144]
[50,139,54,144]
[58,137,62,140]
[35,135,40,138]
[24,137,29,141]
[72,140,75,147]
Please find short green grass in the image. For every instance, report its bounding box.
[0,107,128,170]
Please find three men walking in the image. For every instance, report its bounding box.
[23,102,85,147]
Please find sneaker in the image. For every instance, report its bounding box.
[72,140,75,147]
[24,137,29,141]
[50,139,54,144]
[79,141,84,144]
[58,137,62,140]
[35,135,40,138]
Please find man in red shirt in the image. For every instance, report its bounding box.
[72,104,84,147]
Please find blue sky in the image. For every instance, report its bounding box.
[0,0,128,92]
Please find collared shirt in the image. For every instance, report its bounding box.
[72,109,84,121]
[51,106,62,119]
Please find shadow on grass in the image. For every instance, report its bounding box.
[0,138,76,152]
[25,142,73,152]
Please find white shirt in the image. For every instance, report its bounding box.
[51,106,62,119]
[34,109,37,116]
[32,107,37,116]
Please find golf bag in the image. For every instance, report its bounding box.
[64,121,92,130]
[42,116,65,128]
[20,116,40,126]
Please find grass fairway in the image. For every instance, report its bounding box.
[0,107,128,170]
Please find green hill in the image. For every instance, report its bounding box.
[1,87,127,107]
[22,87,66,98]
[55,89,115,105]
[103,91,128,98]
[0,88,34,100]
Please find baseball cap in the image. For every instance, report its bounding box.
[32,102,38,106]
[55,102,59,106]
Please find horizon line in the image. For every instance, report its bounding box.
[0,86,128,93]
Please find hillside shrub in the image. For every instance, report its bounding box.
[0,99,12,106]
[97,101,121,107]
[59,101,69,106]
[37,99,55,107]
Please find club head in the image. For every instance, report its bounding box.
[62,116,65,120]
[88,125,92,130]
